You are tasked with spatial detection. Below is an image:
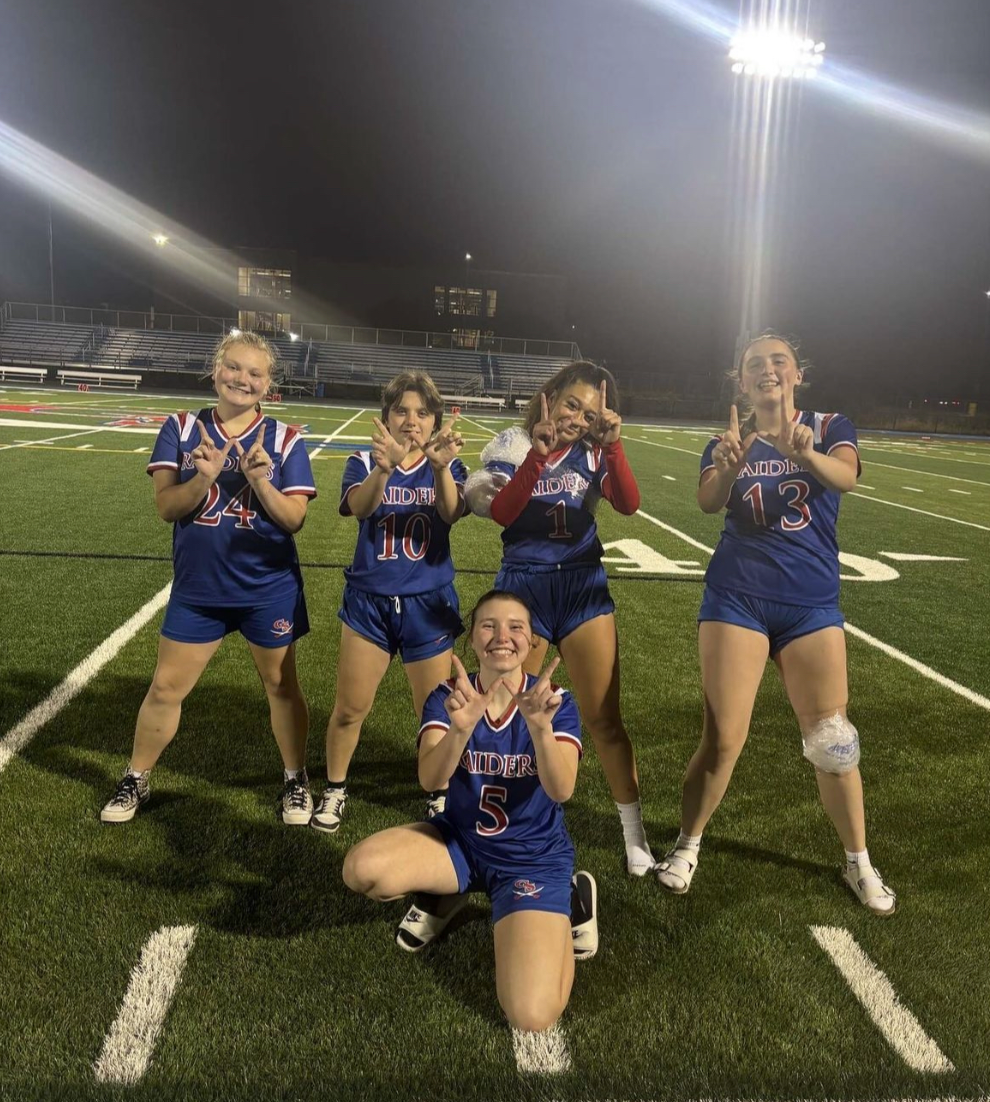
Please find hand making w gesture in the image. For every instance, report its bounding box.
[532,392,570,457]
[591,381,622,445]
[766,393,814,463]
[370,416,413,474]
[232,427,273,488]
[444,654,505,733]
[423,414,464,470]
[711,405,758,475]
[509,656,563,735]
[191,418,236,482]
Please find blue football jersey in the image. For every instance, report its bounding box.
[487,439,607,568]
[147,408,316,606]
[702,410,859,606]
[340,453,468,596]
[419,674,582,865]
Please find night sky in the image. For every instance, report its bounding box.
[1,0,988,402]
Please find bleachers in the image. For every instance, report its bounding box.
[0,320,99,365]
[0,309,573,398]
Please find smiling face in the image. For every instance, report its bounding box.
[469,596,533,682]
[213,342,272,411]
[547,381,599,445]
[385,388,437,451]
[738,338,802,409]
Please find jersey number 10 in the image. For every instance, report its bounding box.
[376,511,432,561]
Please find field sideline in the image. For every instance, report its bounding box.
[1,385,988,1102]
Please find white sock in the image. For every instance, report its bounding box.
[676,831,703,851]
[284,768,306,782]
[126,766,150,780]
[845,848,870,867]
[616,800,653,874]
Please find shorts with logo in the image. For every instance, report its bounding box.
[430,813,574,924]
[162,589,310,648]
[338,582,463,662]
[493,562,615,647]
[698,584,844,658]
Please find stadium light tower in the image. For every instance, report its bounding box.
[152,232,169,247]
[729,33,825,79]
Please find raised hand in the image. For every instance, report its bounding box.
[444,654,503,732]
[767,392,813,461]
[509,655,563,734]
[191,418,236,481]
[423,414,464,470]
[591,381,622,445]
[533,392,566,457]
[370,416,413,473]
[233,427,273,487]
[711,405,758,475]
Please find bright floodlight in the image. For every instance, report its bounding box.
[465,252,472,261]
[729,31,825,78]
[152,232,169,247]
[289,331,300,341]
[229,327,241,337]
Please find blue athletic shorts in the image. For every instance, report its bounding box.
[430,815,574,924]
[338,582,463,663]
[161,590,310,648]
[494,562,614,647]
[698,584,844,658]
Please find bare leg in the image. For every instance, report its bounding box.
[342,822,461,900]
[774,627,866,852]
[325,625,392,783]
[680,622,769,835]
[248,641,309,771]
[130,636,223,771]
[494,910,574,1032]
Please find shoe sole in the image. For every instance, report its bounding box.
[309,817,342,834]
[100,809,138,823]
[280,809,314,826]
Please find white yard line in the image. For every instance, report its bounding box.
[327,408,367,440]
[662,474,677,481]
[857,484,876,489]
[0,426,105,452]
[634,508,990,712]
[809,926,954,1074]
[457,414,498,437]
[844,624,990,712]
[511,1026,572,1074]
[947,488,971,495]
[849,492,990,531]
[861,460,990,487]
[626,435,701,458]
[902,486,924,493]
[0,584,172,775]
[93,925,198,1085]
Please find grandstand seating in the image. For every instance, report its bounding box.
[0,311,570,398]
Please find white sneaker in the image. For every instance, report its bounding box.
[655,845,699,894]
[571,871,599,961]
[310,787,347,834]
[279,773,314,826]
[395,893,468,952]
[100,773,150,823]
[843,863,896,916]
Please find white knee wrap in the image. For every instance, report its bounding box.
[802,713,860,774]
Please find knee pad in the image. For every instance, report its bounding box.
[801,713,860,774]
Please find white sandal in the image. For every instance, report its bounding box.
[655,846,699,894]
[843,864,896,916]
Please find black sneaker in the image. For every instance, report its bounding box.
[100,773,150,824]
[424,792,446,820]
[279,772,314,826]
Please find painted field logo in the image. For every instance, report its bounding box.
[271,618,293,638]
[512,879,543,900]
[107,415,168,428]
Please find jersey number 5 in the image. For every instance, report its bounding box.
[476,784,509,836]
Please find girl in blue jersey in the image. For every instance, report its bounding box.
[101,331,317,827]
[312,372,468,833]
[464,362,653,876]
[655,334,896,915]
[342,590,597,1034]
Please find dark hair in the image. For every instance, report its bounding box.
[381,371,444,435]
[522,360,619,437]
[731,332,811,434]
